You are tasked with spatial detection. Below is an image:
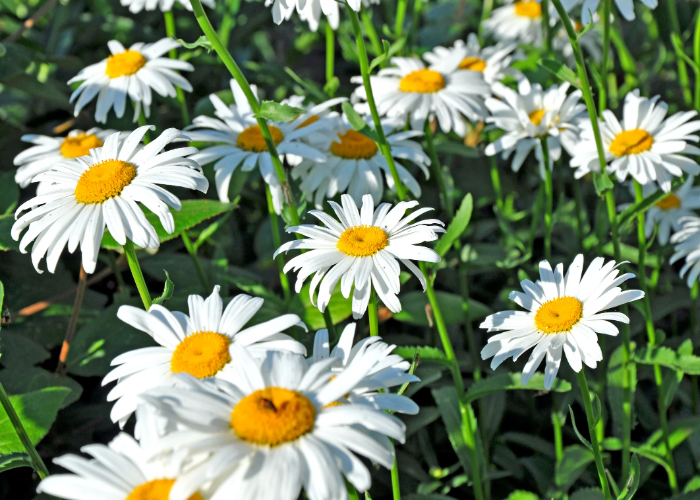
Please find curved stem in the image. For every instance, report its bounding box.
[541,137,553,261]
[368,289,379,337]
[667,0,692,105]
[599,0,611,111]
[123,239,152,310]
[55,265,87,374]
[137,110,150,144]
[489,156,504,212]
[361,7,384,61]
[164,10,190,127]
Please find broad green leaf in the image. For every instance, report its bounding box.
[101,200,236,250]
[393,291,491,327]
[617,177,684,233]
[593,173,614,196]
[0,452,32,472]
[0,367,82,409]
[254,101,306,122]
[0,387,70,454]
[392,346,449,365]
[504,491,538,500]
[152,271,174,306]
[431,386,472,476]
[342,102,380,143]
[0,332,49,368]
[601,242,658,267]
[634,343,700,375]
[0,214,19,251]
[539,59,582,89]
[404,406,440,436]
[570,488,605,500]
[618,455,640,500]
[464,372,572,404]
[173,35,213,52]
[556,445,594,491]
[434,194,473,258]
[684,476,700,493]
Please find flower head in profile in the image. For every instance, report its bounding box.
[187,80,328,213]
[274,194,444,319]
[12,127,208,274]
[120,0,215,13]
[483,0,546,45]
[480,255,644,389]
[570,90,700,190]
[142,345,410,500]
[104,285,306,427]
[671,217,700,286]
[69,39,194,123]
[351,55,489,135]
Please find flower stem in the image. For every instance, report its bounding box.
[55,265,87,374]
[599,0,611,111]
[218,0,240,47]
[667,0,692,105]
[181,231,210,294]
[541,0,551,54]
[424,119,452,215]
[137,110,150,144]
[572,176,585,250]
[552,407,564,464]
[163,10,190,127]
[123,239,152,310]
[576,370,613,500]
[541,137,553,261]
[361,6,384,61]
[406,0,423,54]
[695,11,700,110]
[489,156,504,212]
[266,185,291,304]
[325,21,335,94]
[323,308,337,340]
[692,280,699,338]
[478,0,494,42]
[391,449,402,500]
[368,289,379,337]
[395,0,407,41]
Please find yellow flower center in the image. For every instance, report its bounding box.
[609,129,654,157]
[230,387,316,446]
[337,226,389,257]
[170,331,232,379]
[236,125,284,152]
[534,296,583,334]
[60,133,103,158]
[399,69,446,93]
[330,130,379,159]
[74,160,137,204]
[458,57,486,72]
[514,0,542,18]
[574,20,584,32]
[125,479,203,500]
[656,193,681,210]
[105,50,147,78]
[297,115,319,129]
[529,109,546,126]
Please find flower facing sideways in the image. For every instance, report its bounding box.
[670,217,700,287]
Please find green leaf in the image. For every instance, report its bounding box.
[434,194,473,258]
[369,37,406,73]
[152,271,174,306]
[593,173,614,196]
[570,488,605,500]
[634,343,700,375]
[617,455,640,500]
[101,200,236,250]
[254,101,306,123]
[292,282,353,331]
[569,406,592,452]
[556,445,594,491]
[323,76,340,97]
[684,476,700,493]
[392,346,449,365]
[0,214,19,251]
[433,141,480,158]
[404,406,441,436]
[431,386,472,476]
[592,394,602,427]
[600,242,658,267]
[342,102,380,143]
[0,452,32,472]
[539,59,582,89]
[504,492,539,500]
[393,291,491,327]
[173,35,213,52]
[0,171,18,216]
[0,387,70,454]
[464,372,571,404]
[617,177,684,233]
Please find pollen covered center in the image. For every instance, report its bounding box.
[656,193,681,210]
[459,57,487,72]
[534,296,583,334]
[529,109,546,126]
[170,331,232,379]
[337,225,389,257]
[609,129,654,156]
[74,160,137,204]
[105,50,147,78]
[231,387,316,446]
[330,130,379,159]
[60,133,103,158]
[399,69,446,93]
[237,125,284,152]
[125,479,203,500]
[514,0,542,18]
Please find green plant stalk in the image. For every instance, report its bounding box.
[368,289,379,337]
[190,0,301,227]
[123,239,152,310]
[361,7,384,60]
[391,450,402,500]
[667,0,692,105]
[348,8,408,201]
[164,10,190,127]
[346,480,360,500]
[599,0,612,111]
[572,176,585,249]
[489,156,504,212]
[218,0,240,49]
[633,181,678,494]
[395,0,407,40]
[541,0,551,54]
[265,185,292,304]
[0,382,50,478]
[323,308,337,340]
[695,11,700,110]
[137,110,151,144]
[552,409,564,464]
[478,0,494,42]
[425,120,452,215]
[692,280,699,338]
[55,265,87,375]
[541,137,553,261]
[325,21,335,91]
[181,231,210,294]
[406,0,423,55]
[576,370,613,500]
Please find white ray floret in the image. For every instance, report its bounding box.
[671,217,700,287]
[120,0,215,13]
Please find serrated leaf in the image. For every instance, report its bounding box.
[393,291,491,327]
[152,271,174,306]
[593,173,614,196]
[393,345,449,364]
[464,372,571,404]
[634,343,700,375]
[254,101,306,122]
[569,406,592,451]
[341,102,380,143]
[556,445,594,490]
[434,194,473,258]
[539,59,582,89]
[618,455,640,500]
[0,452,32,472]
[173,35,212,52]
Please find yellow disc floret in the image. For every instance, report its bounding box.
[458,57,487,72]
[126,479,203,500]
[534,296,584,334]
[74,160,137,205]
[337,226,389,257]
[399,69,446,93]
[609,129,654,156]
[60,133,103,158]
[514,0,542,18]
[330,130,379,159]
[105,50,147,79]
[529,109,546,126]
[170,331,232,379]
[656,193,681,210]
[231,387,316,446]
[237,125,284,152]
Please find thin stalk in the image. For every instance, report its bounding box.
[395,0,407,40]
[406,0,423,55]
[692,280,699,338]
[478,0,494,42]
[541,0,551,54]
[0,382,49,478]
[265,185,292,303]
[695,10,700,110]
[361,7,384,60]
[137,110,150,144]
[325,21,335,94]
[425,120,452,215]
[55,265,87,374]
[572,175,585,250]
[181,231,210,293]
[667,0,692,105]
[391,450,402,500]
[552,408,564,464]
[123,239,152,310]
[190,0,301,226]
[323,308,337,340]
[576,370,613,500]
[599,0,612,111]
[489,156,504,212]
[541,138,553,261]
[368,289,379,337]
[163,10,190,127]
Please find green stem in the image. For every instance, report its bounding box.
[541,0,551,54]
[323,308,337,340]
[395,0,407,40]
[541,137,553,261]
[552,408,564,465]
[667,0,692,105]
[599,0,611,111]
[692,280,699,338]
[695,11,700,110]
[489,156,504,212]
[361,7,384,60]
[189,0,301,227]
[368,289,379,337]
[325,21,335,94]
[55,265,87,374]
[572,175,585,250]
[478,0,494,42]
[218,0,240,49]
[266,185,292,304]
[391,449,402,500]
[123,239,152,310]
[181,231,210,294]
[164,10,190,127]
[137,110,150,144]
[425,120,452,216]
[406,0,423,55]
[346,481,360,500]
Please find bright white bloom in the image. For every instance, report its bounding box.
[36,432,209,500]
[423,33,519,86]
[142,346,410,500]
[69,38,194,123]
[671,217,700,286]
[120,0,215,12]
[483,0,546,45]
[187,80,328,213]
[291,114,430,208]
[580,0,656,22]
[309,323,420,414]
[570,90,700,190]
[103,285,306,427]
[480,255,644,389]
[275,194,444,319]
[12,127,208,274]
[351,56,490,135]
[485,79,586,178]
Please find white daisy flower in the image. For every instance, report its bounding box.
[309,323,420,414]
[351,55,490,135]
[186,80,328,214]
[423,33,519,86]
[141,345,410,500]
[580,0,656,22]
[120,0,215,13]
[69,38,194,124]
[36,432,208,500]
[483,0,546,45]
[274,194,444,319]
[670,216,700,286]
[103,285,306,427]
[13,128,118,188]
[569,90,700,190]
[480,255,644,389]
[11,126,208,274]
[485,79,586,178]
[291,113,430,208]
[552,15,604,65]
